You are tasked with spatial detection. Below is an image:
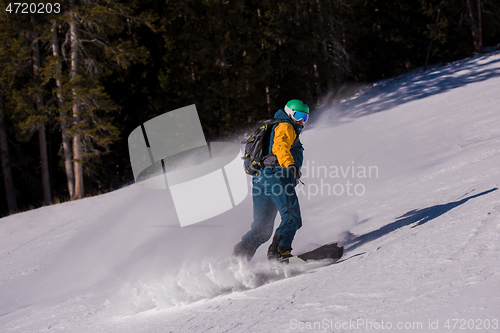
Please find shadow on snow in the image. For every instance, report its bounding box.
[310,52,500,127]
[345,188,498,252]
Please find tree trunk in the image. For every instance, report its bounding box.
[52,22,75,200]
[32,31,52,205]
[294,0,300,25]
[265,86,271,117]
[0,107,18,214]
[313,63,323,101]
[465,0,483,53]
[316,0,334,92]
[38,121,51,204]
[477,0,483,52]
[424,5,442,72]
[70,0,84,199]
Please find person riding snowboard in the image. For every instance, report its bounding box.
[233,99,309,262]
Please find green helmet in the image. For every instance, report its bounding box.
[285,99,309,114]
[285,99,309,123]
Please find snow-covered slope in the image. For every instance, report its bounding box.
[1,52,500,333]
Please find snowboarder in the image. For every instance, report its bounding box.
[233,99,309,262]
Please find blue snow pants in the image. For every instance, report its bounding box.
[240,166,302,249]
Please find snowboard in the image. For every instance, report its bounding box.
[282,242,344,264]
[244,242,344,287]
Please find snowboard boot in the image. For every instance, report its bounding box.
[267,235,293,263]
[232,242,257,261]
[277,246,293,263]
[267,234,282,260]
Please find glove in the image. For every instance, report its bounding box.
[287,165,301,180]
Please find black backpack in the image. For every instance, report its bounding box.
[241,119,298,175]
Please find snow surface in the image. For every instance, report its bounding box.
[1,52,500,333]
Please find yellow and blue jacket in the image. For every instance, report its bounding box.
[266,109,304,169]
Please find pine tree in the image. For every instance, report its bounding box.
[31,13,52,205]
[42,0,147,199]
[49,20,75,199]
[0,97,18,214]
[7,10,54,206]
[0,9,31,213]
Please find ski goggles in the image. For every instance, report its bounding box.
[285,105,309,123]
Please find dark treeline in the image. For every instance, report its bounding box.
[0,0,499,217]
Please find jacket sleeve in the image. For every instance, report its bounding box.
[272,122,297,168]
